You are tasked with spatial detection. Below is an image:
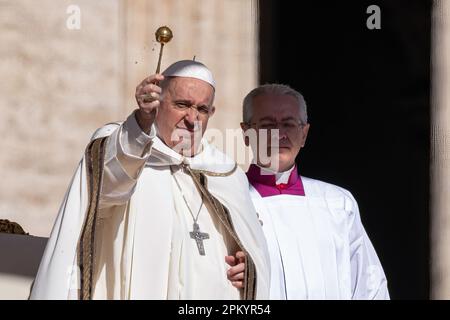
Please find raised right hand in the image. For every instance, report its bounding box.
[135,74,165,133]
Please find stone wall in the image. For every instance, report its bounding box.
[431,0,450,300]
[0,0,257,238]
[0,0,122,237]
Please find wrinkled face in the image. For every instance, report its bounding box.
[241,93,310,172]
[155,77,215,156]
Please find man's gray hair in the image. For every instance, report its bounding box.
[242,84,308,124]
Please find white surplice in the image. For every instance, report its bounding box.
[249,172,389,300]
[30,112,270,300]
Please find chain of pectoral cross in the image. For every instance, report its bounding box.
[170,164,210,256]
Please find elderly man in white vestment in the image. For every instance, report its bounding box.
[227,84,389,299]
[30,60,270,300]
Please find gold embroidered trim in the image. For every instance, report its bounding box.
[77,137,107,300]
[191,162,237,177]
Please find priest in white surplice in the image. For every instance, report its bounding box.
[227,84,389,299]
[30,60,270,300]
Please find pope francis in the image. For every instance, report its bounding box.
[29,60,270,300]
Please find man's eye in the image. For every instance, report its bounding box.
[176,102,188,108]
[283,122,297,128]
[261,123,276,129]
[198,107,209,114]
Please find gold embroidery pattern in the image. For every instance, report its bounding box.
[192,162,237,177]
[77,137,107,300]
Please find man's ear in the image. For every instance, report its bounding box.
[301,123,310,147]
[209,106,216,117]
[240,122,250,147]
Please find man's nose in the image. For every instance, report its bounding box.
[275,123,294,140]
[185,107,199,123]
[270,128,288,140]
[278,128,288,140]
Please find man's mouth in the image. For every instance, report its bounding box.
[176,127,196,133]
[269,146,290,150]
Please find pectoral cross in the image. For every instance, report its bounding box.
[190,222,209,256]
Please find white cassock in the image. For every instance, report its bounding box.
[30,112,270,300]
[249,165,389,300]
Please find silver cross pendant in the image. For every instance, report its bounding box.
[189,222,210,256]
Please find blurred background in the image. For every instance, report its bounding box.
[1,0,448,300]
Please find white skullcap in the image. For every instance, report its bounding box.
[162,60,216,89]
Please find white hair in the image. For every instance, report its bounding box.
[242,84,308,124]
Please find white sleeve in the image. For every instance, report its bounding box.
[99,110,156,209]
[347,195,390,300]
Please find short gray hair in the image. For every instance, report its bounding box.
[242,84,308,124]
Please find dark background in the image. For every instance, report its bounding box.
[259,0,431,299]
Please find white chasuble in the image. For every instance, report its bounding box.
[250,178,389,300]
[30,112,270,300]
[168,166,241,299]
